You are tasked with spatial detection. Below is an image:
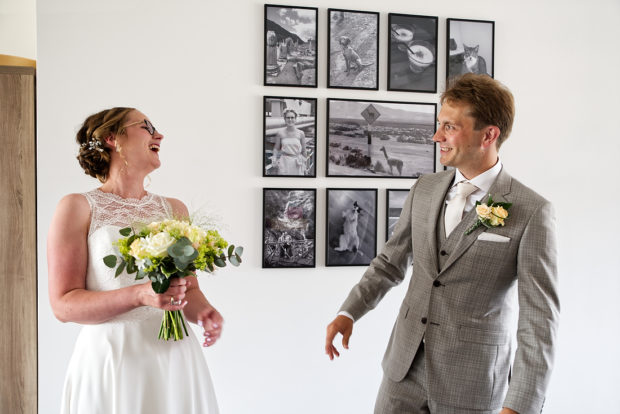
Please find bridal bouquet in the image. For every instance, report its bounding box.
[103,219,243,341]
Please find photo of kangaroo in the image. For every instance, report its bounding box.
[326,99,436,178]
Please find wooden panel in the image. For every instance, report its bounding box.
[0,65,37,413]
[0,55,36,68]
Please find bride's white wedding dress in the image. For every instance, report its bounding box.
[60,189,219,414]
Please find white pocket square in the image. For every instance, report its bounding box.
[477,233,511,242]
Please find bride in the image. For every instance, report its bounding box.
[48,107,221,413]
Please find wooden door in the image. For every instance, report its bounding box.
[0,64,37,413]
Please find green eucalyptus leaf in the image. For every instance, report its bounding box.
[234,253,242,264]
[173,259,189,272]
[228,245,235,257]
[234,246,244,257]
[161,260,177,277]
[214,258,226,268]
[136,269,146,280]
[119,227,132,237]
[126,259,137,274]
[114,261,126,277]
[182,245,195,256]
[103,255,117,268]
[150,271,171,294]
[207,262,214,272]
[229,255,239,267]
[168,237,192,257]
[181,269,194,278]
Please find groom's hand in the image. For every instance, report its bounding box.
[325,315,353,360]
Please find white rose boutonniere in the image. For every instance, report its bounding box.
[465,196,512,235]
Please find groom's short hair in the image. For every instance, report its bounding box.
[441,73,515,149]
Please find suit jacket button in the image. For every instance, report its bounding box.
[433,280,441,287]
[440,250,447,256]
[421,317,427,324]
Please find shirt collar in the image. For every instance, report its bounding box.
[453,158,503,194]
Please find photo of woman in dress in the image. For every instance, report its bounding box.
[263,96,316,177]
[47,107,221,414]
[273,108,307,175]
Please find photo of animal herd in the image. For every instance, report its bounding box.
[262,4,495,268]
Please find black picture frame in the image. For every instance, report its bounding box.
[387,13,438,93]
[327,8,379,90]
[385,189,410,241]
[264,4,318,87]
[263,96,317,177]
[326,188,377,267]
[446,18,495,81]
[263,188,316,268]
[326,98,437,178]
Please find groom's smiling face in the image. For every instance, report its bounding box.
[433,101,488,178]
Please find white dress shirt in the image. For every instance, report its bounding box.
[445,159,503,214]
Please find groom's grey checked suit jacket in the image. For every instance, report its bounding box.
[340,168,559,414]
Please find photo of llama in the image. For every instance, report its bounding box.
[327,99,436,178]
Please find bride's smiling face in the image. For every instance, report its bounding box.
[113,110,164,173]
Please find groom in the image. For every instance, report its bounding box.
[325,73,559,414]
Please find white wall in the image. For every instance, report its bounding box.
[37,0,620,413]
[0,0,37,59]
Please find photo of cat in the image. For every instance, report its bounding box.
[446,18,494,81]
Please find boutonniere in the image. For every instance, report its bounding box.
[465,195,512,235]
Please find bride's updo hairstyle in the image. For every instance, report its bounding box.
[76,107,135,182]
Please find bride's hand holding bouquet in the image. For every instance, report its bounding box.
[104,218,243,341]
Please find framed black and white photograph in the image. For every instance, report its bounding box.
[326,98,436,178]
[388,13,438,93]
[263,96,317,177]
[327,8,379,90]
[326,188,377,266]
[264,4,318,87]
[263,188,316,268]
[446,18,494,81]
[386,189,410,241]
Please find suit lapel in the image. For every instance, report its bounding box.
[438,168,513,276]
[426,170,455,273]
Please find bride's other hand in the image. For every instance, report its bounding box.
[179,275,224,346]
[197,305,223,347]
[137,277,188,310]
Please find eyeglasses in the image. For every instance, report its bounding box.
[123,119,157,136]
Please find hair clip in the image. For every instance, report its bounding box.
[81,138,105,153]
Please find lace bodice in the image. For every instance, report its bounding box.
[81,189,174,322]
[83,189,173,236]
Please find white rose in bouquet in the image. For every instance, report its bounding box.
[144,232,176,258]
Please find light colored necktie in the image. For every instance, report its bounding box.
[444,181,477,237]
